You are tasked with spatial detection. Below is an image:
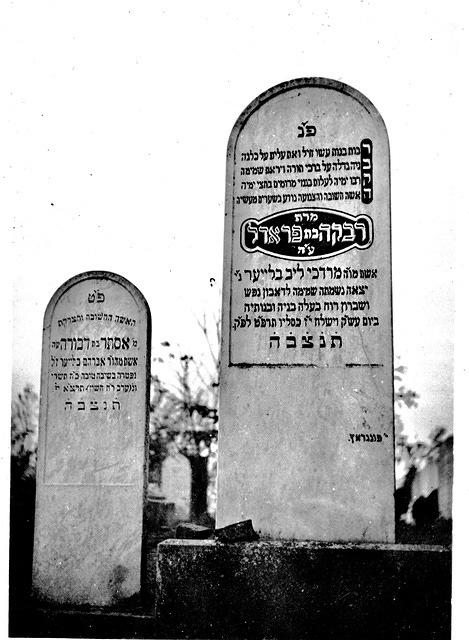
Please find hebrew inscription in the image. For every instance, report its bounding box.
[41,274,150,485]
[218,78,394,542]
[229,93,386,366]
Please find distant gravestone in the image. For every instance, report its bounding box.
[217,78,395,541]
[32,271,151,605]
[161,451,191,522]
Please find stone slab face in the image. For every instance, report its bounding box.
[156,541,451,639]
[32,271,151,605]
[217,78,395,541]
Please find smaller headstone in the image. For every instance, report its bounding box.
[32,271,151,605]
[161,451,191,522]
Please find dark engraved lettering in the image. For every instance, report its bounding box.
[360,139,373,204]
[241,208,373,261]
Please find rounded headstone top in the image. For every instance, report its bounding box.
[44,271,150,329]
[228,77,388,154]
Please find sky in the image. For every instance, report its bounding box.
[6,1,463,444]
[5,0,465,435]
[3,0,468,631]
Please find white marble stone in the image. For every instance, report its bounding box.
[217,78,395,542]
[32,271,151,605]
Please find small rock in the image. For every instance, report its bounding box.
[215,519,259,543]
[175,522,213,539]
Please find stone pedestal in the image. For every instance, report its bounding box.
[156,540,451,639]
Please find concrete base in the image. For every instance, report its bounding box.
[156,539,451,639]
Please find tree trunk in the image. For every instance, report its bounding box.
[189,455,208,522]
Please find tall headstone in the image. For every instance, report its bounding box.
[32,271,151,605]
[217,78,394,541]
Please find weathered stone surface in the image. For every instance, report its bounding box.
[175,523,213,539]
[218,78,394,541]
[32,271,151,605]
[156,540,451,639]
[215,519,259,543]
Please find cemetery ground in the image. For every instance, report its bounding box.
[9,383,452,639]
[9,489,452,639]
